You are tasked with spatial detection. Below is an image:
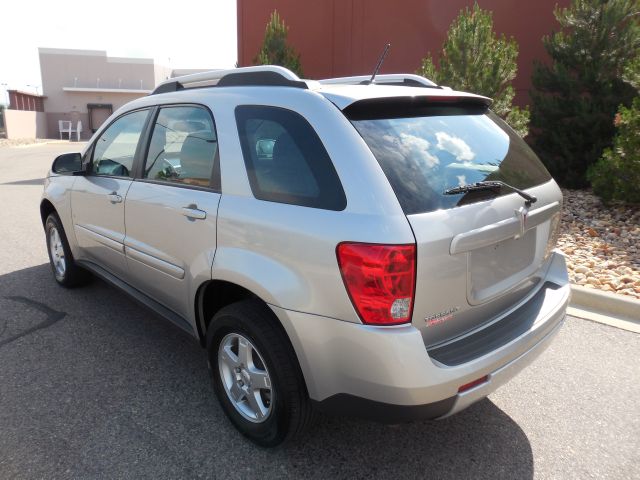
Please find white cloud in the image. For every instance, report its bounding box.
[398,133,439,168]
[436,132,475,162]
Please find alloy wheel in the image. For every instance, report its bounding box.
[218,333,273,423]
[49,227,66,277]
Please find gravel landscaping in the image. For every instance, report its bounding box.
[0,139,79,148]
[0,138,54,148]
[557,189,640,299]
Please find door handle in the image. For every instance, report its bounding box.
[182,205,207,220]
[108,192,123,204]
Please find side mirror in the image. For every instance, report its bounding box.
[52,153,84,175]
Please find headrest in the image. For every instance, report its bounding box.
[180,132,216,183]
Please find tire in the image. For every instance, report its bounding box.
[45,212,91,288]
[206,299,315,447]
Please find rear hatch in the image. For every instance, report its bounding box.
[345,95,562,348]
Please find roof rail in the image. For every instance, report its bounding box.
[319,74,439,88]
[151,65,308,95]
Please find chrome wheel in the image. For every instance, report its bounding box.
[49,227,66,277]
[218,333,273,423]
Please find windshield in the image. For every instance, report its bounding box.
[350,111,551,215]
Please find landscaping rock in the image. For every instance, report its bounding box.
[557,189,640,300]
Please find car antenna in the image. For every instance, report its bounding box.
[367,43,391,84]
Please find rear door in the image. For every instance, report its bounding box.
[348,102,562,347]
[71,108,150,279]
[123,105,221,319]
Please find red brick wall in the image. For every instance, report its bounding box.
[238,0,570,106]
[8,91,44,112]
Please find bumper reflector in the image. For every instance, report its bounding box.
[458,375,489,393]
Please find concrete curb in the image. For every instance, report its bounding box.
[568,285,640,333]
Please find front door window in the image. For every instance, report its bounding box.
[92,109,149,177]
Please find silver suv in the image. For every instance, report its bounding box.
[41,66,569,446]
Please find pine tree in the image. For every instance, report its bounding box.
[588,55,640,203]
[623,55,640,89]
[254,10,303,77]
[417,2,529,137]
[530,0,640,188]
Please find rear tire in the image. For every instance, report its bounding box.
[206,299,315,447]
[45,213,91,288]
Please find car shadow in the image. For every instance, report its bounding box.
[0,264,533,479]
[0,178,45,186]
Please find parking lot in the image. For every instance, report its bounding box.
[0,143,638,479]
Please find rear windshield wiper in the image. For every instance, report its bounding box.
[444,181,537,206]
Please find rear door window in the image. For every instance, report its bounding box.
[235,105,346,211]
[349,108,551,215]
[143,106,219,189]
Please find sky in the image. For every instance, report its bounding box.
[0,0,237,104]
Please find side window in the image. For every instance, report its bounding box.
[144,106,218,188]
[235,106,346,210]
[92,109,149,177]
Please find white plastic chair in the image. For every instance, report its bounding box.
[58,120,72,140]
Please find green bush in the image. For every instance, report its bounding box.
[530,0,640,188]
[588,97,640,204]
[254,10,303,77]
[417,2,529,137]
[624,55,640,89]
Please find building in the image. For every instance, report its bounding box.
[0,90,47,139]
[37,48,217,139]
[38,48,176,139]
[237,0,571,106]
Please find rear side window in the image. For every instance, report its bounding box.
[235,105,346,210]
[349,108,551,215]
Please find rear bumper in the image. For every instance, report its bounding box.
[311,317,563,423]
[271,252,569,421]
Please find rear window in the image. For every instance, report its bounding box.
[349,108,551,215]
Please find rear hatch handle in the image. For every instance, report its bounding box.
[450,201,560,255]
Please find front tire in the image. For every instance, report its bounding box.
[45,213,90,288]
[206,300,315,447]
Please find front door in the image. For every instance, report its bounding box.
[72,108,150,279]
[123,105,221,319]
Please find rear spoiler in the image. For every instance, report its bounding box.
[343,94,492,120]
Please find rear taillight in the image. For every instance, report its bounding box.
[336,243,416,325]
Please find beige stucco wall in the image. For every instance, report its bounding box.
[39,48,156,111]
[4,110,47,139]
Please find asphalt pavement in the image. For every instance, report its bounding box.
[0,143,638,479]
